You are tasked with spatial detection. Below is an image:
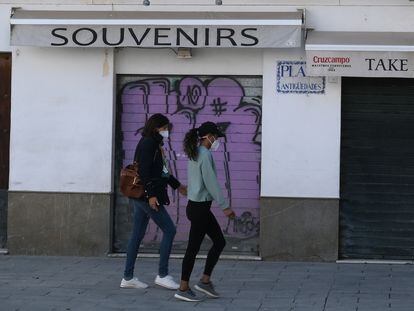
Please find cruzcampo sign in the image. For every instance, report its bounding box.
[306,51,414,78]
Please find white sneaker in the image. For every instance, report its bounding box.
[120,277,149,289]
[155,275,179,290]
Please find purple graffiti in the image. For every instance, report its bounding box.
[120,76,262,246]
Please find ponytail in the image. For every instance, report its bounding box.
[184,128,199,161]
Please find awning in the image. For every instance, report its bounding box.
[306,31,414,78]
[10,9,303,48]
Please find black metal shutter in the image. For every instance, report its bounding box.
[340,77,414,260]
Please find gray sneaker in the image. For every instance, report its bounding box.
[174,288,203,302]
[194,281,220,298]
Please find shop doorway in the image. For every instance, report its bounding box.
[113,75,262,255]
[0,53,11,249]
[340,77,414,260]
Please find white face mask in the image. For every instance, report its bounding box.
[211,139,220,151]
[206,136,220,151]
[159,130,169,139]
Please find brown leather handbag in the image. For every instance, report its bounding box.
[120,162,145,198]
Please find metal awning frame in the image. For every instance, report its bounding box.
[306,31,414,52]
[10,9,304,26]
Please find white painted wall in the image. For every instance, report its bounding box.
[2,0,414,5]
[305,6,414,32]
[261,49,341,198]
[9,47,114,192]
[0,5,12,51]
[115,48,262,75]
[3,3,414,197]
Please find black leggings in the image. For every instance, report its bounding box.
[181,200,226,282]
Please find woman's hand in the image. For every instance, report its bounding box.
[178,185,187,196]
[223,208,236,219]
[149,197,159,211]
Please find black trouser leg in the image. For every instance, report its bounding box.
[181,219,206,282]
[203,210,226,277]
[181,200,226,282]
[181,201,208,282]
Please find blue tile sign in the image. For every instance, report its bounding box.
[277,61,325,94]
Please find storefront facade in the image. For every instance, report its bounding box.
[306,31,414,260]
[1,1,414,261]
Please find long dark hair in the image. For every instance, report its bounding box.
[184,128,199,161]
[141,114,169,137]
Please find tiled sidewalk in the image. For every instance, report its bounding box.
[0,255,413,311]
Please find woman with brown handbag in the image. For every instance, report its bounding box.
[120,113,187,290]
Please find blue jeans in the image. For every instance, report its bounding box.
[123,198,176,280]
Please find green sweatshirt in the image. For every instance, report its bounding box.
[187,146,229,210]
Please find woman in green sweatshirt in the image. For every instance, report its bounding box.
[174,122,236,302]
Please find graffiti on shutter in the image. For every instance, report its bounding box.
[114,75,262,254]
